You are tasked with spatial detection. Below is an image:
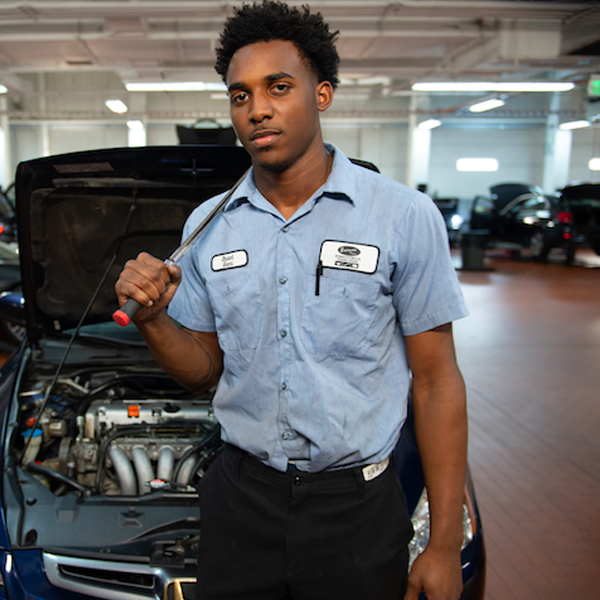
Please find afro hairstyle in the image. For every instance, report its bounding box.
[215,1,340,89]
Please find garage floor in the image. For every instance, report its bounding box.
[453,248,600,600]
[1,248,598,599]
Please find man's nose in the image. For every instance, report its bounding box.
[249,92,273,122]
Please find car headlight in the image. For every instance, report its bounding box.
[0,551,10,590]
[408,488,476,569]
[450,214,464,230]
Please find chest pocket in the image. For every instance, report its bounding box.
[206,272,263,350]
[301,273,381,358]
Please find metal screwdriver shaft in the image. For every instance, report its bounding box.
[113,168,250,326]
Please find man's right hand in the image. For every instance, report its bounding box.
[115,252,182,324]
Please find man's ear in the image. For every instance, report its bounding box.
[316,81,334,112]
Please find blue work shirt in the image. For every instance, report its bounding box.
[168,144,468,473]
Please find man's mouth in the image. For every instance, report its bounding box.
[250,130,280,148]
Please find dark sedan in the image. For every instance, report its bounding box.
[467,182,600,263]
[0,146,485,600]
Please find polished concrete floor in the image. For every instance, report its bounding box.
[453,247,600,599]
[1,248,599,599]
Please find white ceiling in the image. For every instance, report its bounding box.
[0,0,599,123]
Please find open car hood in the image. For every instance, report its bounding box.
[15,145,251,341]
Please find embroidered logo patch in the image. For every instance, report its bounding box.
[211,250,248,271]
[319,240,379,274]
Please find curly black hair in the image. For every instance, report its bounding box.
[215,1,340,89]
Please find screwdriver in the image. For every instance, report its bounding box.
[113,168,250,327]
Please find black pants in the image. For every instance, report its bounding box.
[196,444,414,600]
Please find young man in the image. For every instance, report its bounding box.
[115,2,469,599]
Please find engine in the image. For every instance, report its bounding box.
[16,374,221,497]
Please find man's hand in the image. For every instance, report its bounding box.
[404,545,463,600]
[115,251,182,323]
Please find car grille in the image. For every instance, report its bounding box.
[43,553,196,600]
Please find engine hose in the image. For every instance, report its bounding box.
[25,461,89,495]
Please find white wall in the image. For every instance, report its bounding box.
[49,125,127,156]
[569,126,600,184]
[146,124,179,147]
[322,124,407,182]
[427,127,546,199]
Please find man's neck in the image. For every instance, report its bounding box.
[253,146,333,221]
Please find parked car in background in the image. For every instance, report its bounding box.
[469,182,542,233]
[0,239,23,345]
[0,146,485,600]
[556,183,600,259]
[433,196,464,246]
[468,182,600,263]
[0,183,18,244]
[0,240,20,291]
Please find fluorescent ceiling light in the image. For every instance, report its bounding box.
[126,81,227,92]
[456,158,499,172]
[469,99,505,113]
[105,99,128,114]
[589,158,600,171]
[126,120,144,130]
[559,120,591,130]
[0,85,7,94]
[412,82,575,93]
[357,76,391,87]
[418,119,441,130]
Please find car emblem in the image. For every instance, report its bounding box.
[164,578,196,600]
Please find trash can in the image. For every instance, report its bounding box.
[460,230,492,271]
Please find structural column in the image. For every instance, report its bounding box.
[0,95,11,189]
[542,93,572,193]
[406,95,432,191]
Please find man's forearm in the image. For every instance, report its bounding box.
[412,368,468,551]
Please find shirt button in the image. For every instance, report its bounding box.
[280,329,287,338]
[282,226,289,233]
[281,382,287,391]
[281,432,292,440]
[279,277,288,285]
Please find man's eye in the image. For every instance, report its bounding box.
[273,84,289,93]
[231,93,247,104]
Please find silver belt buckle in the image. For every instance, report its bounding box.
[362,455,390,482]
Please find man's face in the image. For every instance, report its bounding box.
[226,39,332,173]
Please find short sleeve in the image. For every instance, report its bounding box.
[391,193,468,336]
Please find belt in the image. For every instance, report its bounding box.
[287,455,390,482]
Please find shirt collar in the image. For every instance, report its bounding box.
[320,143,358,206]
[222,143,359,214]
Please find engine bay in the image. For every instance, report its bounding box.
[0,342,222,560]
[14,363,220,498]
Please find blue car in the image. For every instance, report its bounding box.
[0,146,485,600]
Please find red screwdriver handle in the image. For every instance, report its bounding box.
[113,298,142,327]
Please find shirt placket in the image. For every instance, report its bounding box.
[275,222,302,459]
